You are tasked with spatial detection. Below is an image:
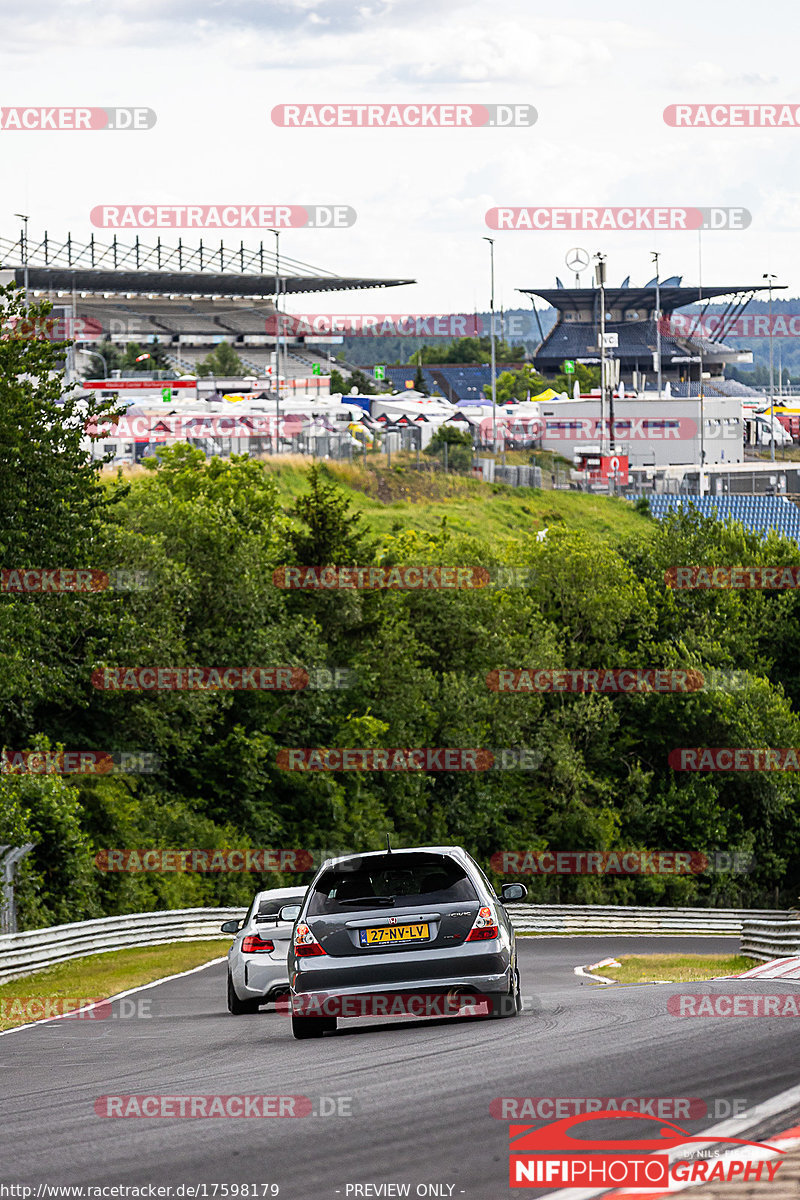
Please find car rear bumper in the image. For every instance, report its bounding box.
[291,942,512,997]
[233,957,290,1000]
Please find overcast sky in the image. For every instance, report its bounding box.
[2,0,798,314]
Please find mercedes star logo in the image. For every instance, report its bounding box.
[566,247,590,271]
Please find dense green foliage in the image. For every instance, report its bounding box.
[195,342,246,377]
[2,293,800,924]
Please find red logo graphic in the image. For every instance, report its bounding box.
[509,1111,783,1188]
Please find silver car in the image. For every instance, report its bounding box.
[282,847,525,1039]
[222,885,308,1014]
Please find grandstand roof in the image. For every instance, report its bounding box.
[0,232,414,298]
[13,267,414,298]
[519,284,785,315]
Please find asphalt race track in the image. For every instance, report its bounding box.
[2,936,800,1199]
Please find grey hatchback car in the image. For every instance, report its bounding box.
[282,846,526,1039]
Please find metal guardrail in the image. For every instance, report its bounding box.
[0,907,246,984]
[506,904,784,935]
[0,904,787,984]
[740,918,800,961]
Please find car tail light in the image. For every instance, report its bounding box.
[241,934,275,953]
[466,906,499,941]
[294,923,326,957]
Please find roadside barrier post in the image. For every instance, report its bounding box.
[0,844,34,934]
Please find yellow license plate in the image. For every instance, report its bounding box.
[359,923,429,946]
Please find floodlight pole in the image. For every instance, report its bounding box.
[698,233,705,497]
[269,229,282,450]
[651,250,662,398]
[764,273,777,462]
[595,253,607,455]
[14,213,29,310]
[483,237,497,452]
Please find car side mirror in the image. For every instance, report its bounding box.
[279,904,302,923]
[499,882,527,902]
[220,919,242,933]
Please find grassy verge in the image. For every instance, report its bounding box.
[263,460,651,543]
[599,953,756,984]
[103,458,652,544]
[0,940,227,1031]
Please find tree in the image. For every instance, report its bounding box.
[330,367,379,396]
[486,365,549,403]
[287,465,375,565]
[79,338,125,379]
[417,336,527,366]
[122,341,172,373]
[553,362,600,395]
[413,363,429,395]
[0,282,116,564]
[420,337,487,364]
[195,342,246,377]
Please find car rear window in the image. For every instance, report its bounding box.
[306,853,478,914]
[254,894,305,920]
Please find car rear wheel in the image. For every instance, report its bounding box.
[488,968,520,1019]
[227,972,262,1015]
[291,1014,337,1039]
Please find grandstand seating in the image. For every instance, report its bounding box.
[383,365,492,403]
[626,494,800,541]
[384,366,447,397]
